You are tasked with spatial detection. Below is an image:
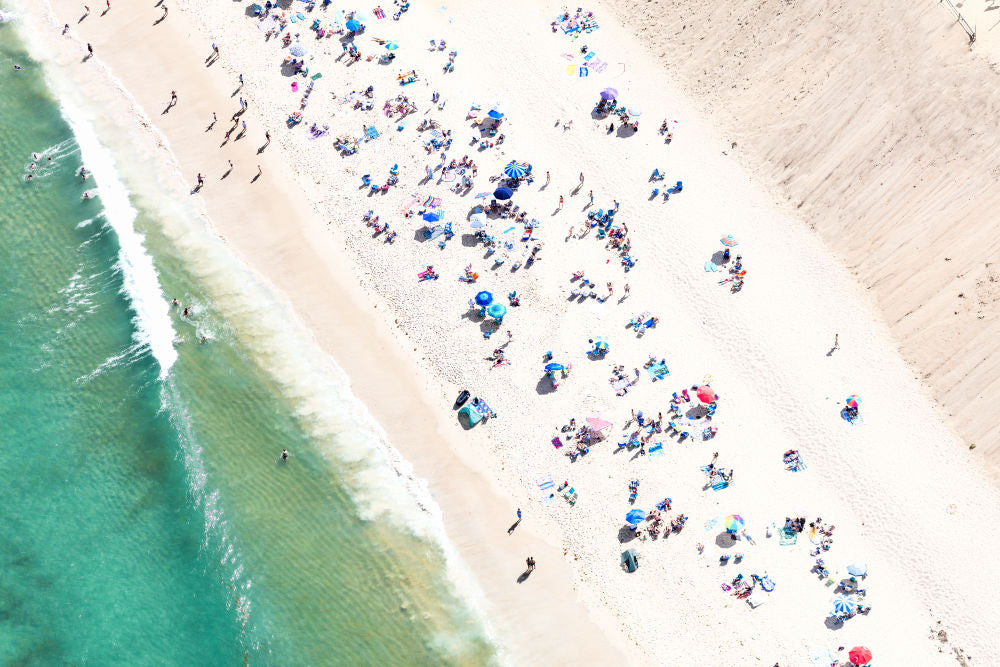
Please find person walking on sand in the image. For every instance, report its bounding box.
[87,43,93,56]
[588,190,593,205]
[170,90,177,105]
[83,5,90,16]
[264,130,271,145]
[833,333,840,350]
[526,556,535,571]
[257,165,262,177]
[558,195,563,210]
[579,172,585,185]
[545,170,550,186]
[623,283,630,298]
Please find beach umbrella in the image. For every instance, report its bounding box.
[346,19,361,31]
[846,562,868,577]
[846,394,861,408]
[469,213,488,228]
[832,595,856,615]
[487,109,505,120]
[289,44,308,57]
[493,186,514,200]
[474,291,494,307]
[600,87,618,100]
[723,514,744,532]
[696,385,718,404]
[487,303,507,320]
[720,234,739,247]
[625,509,646,525]
[474,191,492,199]
[627,107,642,117]
[544,363,564,372]
[423,211,441,222]
[593,338,609,351]
[385,41,400,51]
[503,162,528,179]
[848,646,872,666]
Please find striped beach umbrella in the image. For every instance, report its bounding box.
[723,514,744,532]
[832,595,856,615]
[720,234,739,247]
[846,394,861,408]
[503,162,528,179]
[627,107,642,117]
[593,338,609,351]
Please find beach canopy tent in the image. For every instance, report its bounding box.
[621,548,639,572]
[625,509,645,525]
[585,415,612,439]
[458,397,493,428]
[475,290,493,306]
[493,186,514,200]
[600,87,618,100]
[848,646,872,666]
[696,385,718,404]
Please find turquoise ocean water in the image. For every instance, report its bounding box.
[0,17,495,666]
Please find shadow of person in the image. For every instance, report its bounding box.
[516,570,532,583]
[507,519,521,535]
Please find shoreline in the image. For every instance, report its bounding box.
[18,0,1000,664]
[17,0,633,663]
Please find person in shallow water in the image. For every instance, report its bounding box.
[281,448,288,461]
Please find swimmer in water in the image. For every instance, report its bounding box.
[171,298,179,306]
[182,306,190,317]
[29,163,36,171]
[83,192,90,199]
[32,153,40,160]
[14,65,21,71]
[281,449,289,461]
[26,174,33,181]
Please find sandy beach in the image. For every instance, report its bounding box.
[17,0,1000,663]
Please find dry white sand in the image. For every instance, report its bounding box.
[21,0,1000,664]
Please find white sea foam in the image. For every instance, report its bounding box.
[58,101,178,378]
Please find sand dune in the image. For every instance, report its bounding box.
[610,0,1000,473]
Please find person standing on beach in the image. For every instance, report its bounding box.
[170,90,177,105]
[588,190,593,205]
[545,171,550,186]
[833,333,840,350]
[517,508,522,521]
[87,43,93,57]
[239,73,244,87]
[558,195,563,210]
[264,130,271,146]
[579,172,585,185]
[105,1,110,11]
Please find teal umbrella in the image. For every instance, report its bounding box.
[385,41,400,51]
[487,303,506,320]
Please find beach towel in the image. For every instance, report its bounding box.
[374,7,385,18]
[711,480,729,491]
[551,437,563,449]
[647,442,664,459]
[704,518,719,531]
[257,17,278,32]
[537,475,556,504]
[779,529,797,546]
[310,72,323,80]
[646,362,669,381]
[759,576,775,592]
[612,378,630,393]
[365,126,380,139]
[290,14,299,23]
[704,261,719,272]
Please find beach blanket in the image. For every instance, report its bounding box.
[711,480,729,491]
[704,261,720,272]
[612,378,630,394]
[704,518,720,531]
[647,442,664,459]
[365,126,380,139]
[779,529,797,546]
[257,16,277,32]
[537,475,556,504]
[646,362,669,381]
[551,437,563,449]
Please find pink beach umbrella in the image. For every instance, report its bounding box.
[696,385,717,404]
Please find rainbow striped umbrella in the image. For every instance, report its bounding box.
[846,395,861,408]
[723,514,744,532]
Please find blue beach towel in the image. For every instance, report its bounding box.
[647,442,664,459]
[366,126,380,139]
[646,362,669,381]
[711,480,730,491]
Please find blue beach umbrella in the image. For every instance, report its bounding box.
[503,162,528,179]
[289,44,307,57]
[493,186,514,200]
[423,211,441,222]
[385,41,400,51]
[544,363,564,372]
[487,303,507,320]
[832,595,856,615]
[846,562,868,577]
[593,338,609,351]
[487,109,504,120]
[346,19,361,31]
[474,291,494,307]
[626,509,646,525]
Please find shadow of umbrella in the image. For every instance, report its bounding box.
[715,530,739,548]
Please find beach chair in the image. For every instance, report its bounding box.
[563,486,576,500]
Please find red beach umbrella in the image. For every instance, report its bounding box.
[696,385,717,403]
[848,646,872,665]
